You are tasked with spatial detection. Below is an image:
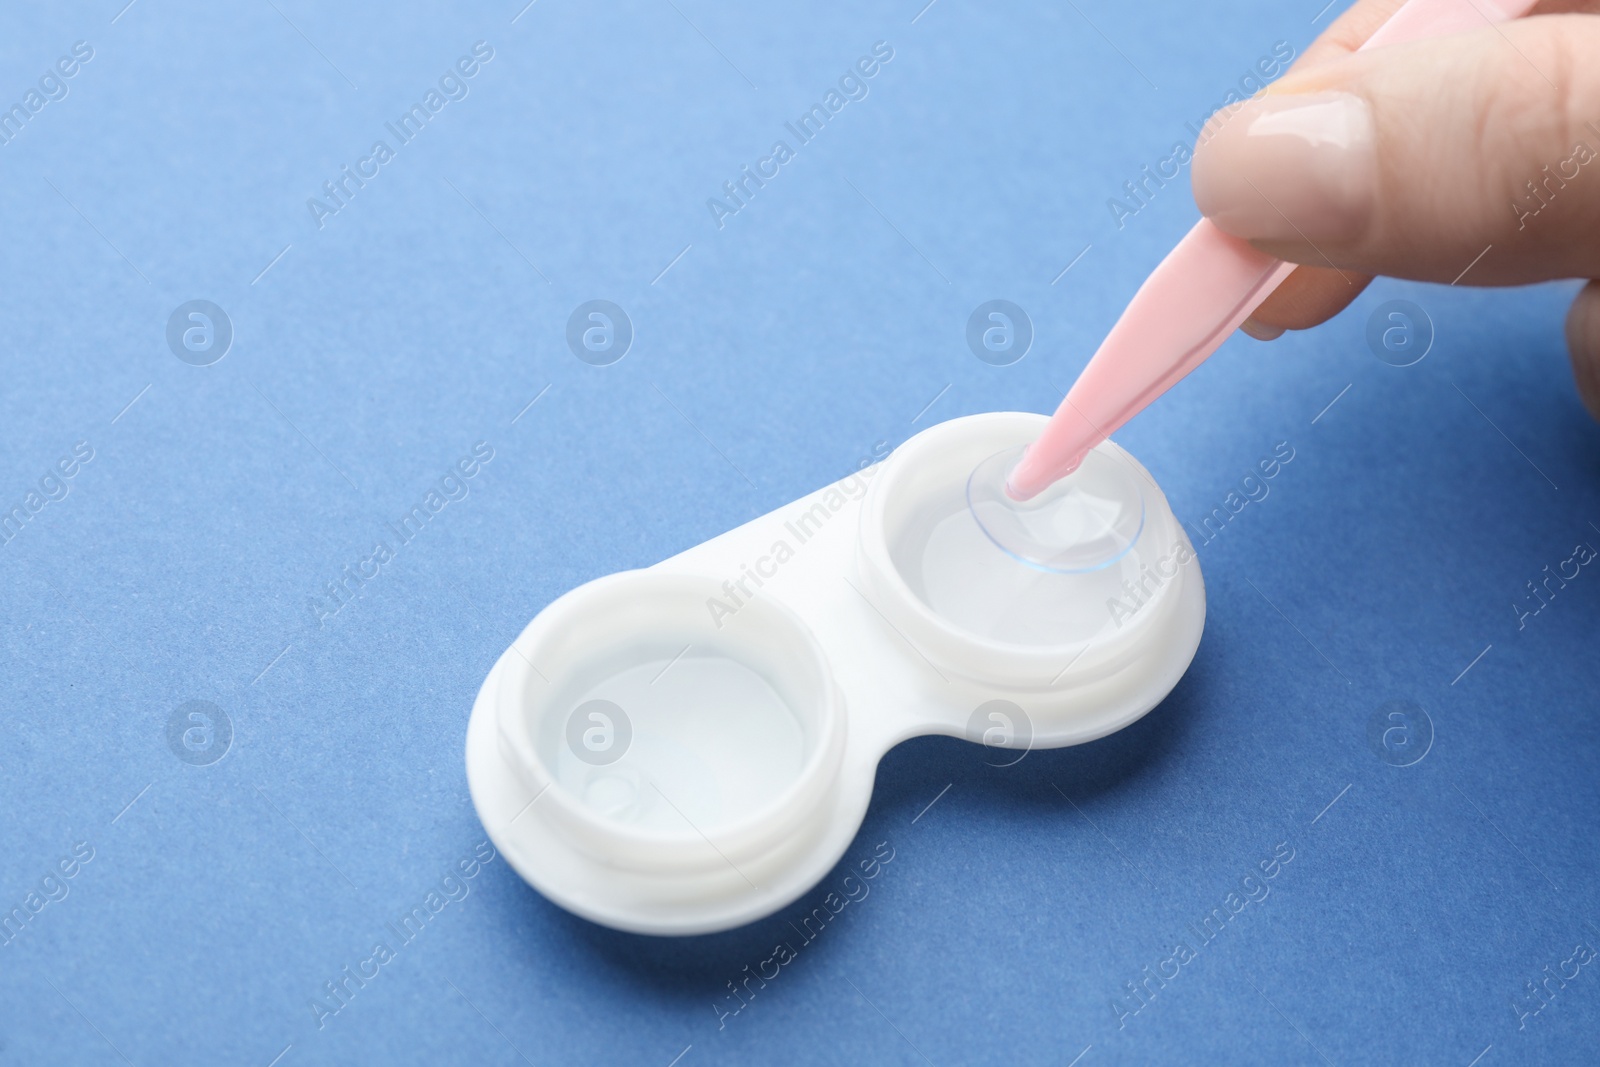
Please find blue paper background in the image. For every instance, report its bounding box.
[3,1,1598,1063]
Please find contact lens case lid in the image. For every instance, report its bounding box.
[466,412,1205,934]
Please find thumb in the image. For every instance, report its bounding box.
[1191,13,1600,286]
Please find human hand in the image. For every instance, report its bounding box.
[1190,1,1600,415]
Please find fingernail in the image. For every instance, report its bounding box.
[1192,92,1376,242]
[1239,317,1285,341]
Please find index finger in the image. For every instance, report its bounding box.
[1290,0,1598,71]
[1293,0,1411,70]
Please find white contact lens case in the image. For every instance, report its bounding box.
[465,412,1205,935]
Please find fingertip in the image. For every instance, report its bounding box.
[1245,266,1375,333]
[1240,317,1286,341]
[1565,280,1600,422]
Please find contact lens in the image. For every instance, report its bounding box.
[965,445,1145,573]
